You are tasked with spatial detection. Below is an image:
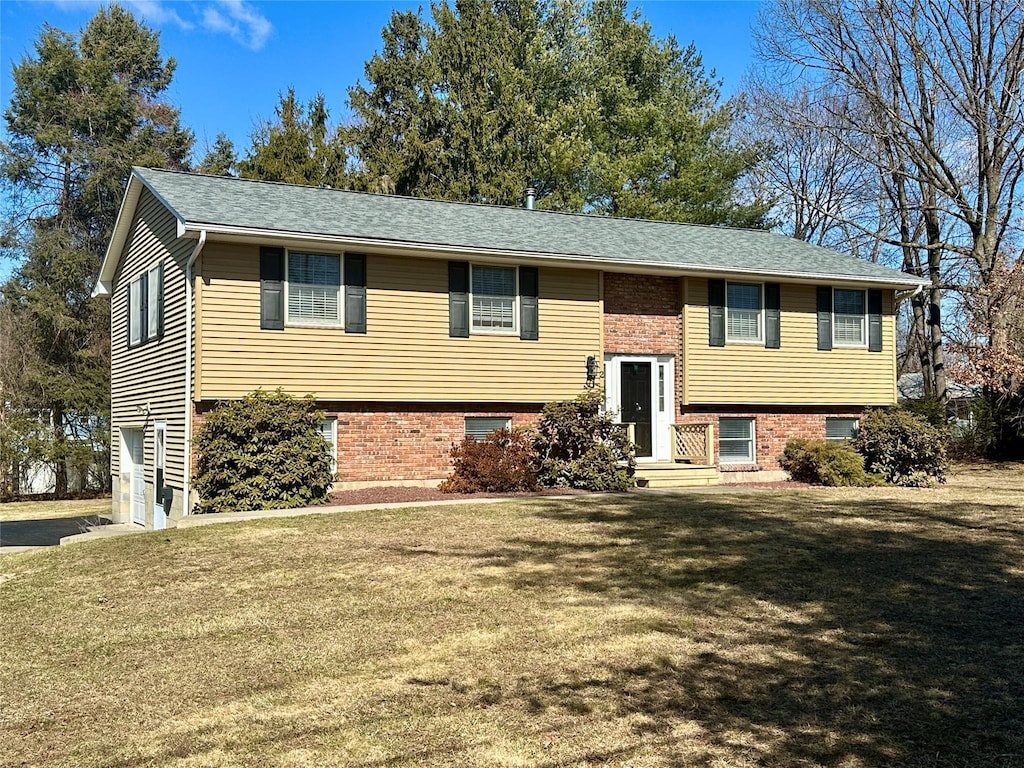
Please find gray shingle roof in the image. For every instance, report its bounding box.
[133,166,924,287]
[897,373,979,401]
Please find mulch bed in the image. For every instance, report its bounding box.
[326,485,593,506]
[327,480,812,506]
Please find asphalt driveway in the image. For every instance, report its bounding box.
[0,516,103,547]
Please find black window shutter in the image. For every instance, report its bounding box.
[140,271,149,342]
[868,288,883,352]
[260,246,285,330]
[344,253,367,334]
[765,282,780,349]
[449,261,469,338]
[817,286,833,351]
[155,263,164,338]
[708,279,725,347]
[519,266,539,340]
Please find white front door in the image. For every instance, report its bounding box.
[125,430,146,526]
[153,422,167,530]
[604,355,676,462]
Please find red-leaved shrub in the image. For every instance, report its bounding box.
[439,428,539,493]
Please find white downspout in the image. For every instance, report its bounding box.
[183,230,207,516]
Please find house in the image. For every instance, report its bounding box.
[94,167,926,528]
[898,373,980,430]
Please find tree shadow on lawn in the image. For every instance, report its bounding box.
[472,493,1024,767]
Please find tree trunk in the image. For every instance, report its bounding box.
[52,404,68,498]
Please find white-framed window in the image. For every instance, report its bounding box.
[287,251,342,326]
[726,282,763,343]
[471,264,517,332]
[826,417,859,442]
[465,416,511,441]
[318,417,338,475]
[128,263,163,347]
[833,289,866,346]
[719,417,755,464]
[129,277,142,346]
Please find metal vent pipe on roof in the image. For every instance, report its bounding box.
[524,187,536,210]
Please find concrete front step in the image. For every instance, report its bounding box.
[634,463,719,488]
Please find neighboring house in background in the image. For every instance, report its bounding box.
[898,373,980,429]
[94,168,926,528]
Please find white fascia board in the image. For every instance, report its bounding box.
[92,169,187,297]
[184,222,929,291]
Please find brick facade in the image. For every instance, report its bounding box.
[194,401,541,486]
[603,273,681,356]
[677,406,865,473]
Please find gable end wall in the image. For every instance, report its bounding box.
[110,188,190,519]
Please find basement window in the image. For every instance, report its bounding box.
[465,416,511,441]
[719,418,755,464]
[826,417,859,442]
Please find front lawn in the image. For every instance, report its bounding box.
[1,465,1021,767]
[0,497,111,523]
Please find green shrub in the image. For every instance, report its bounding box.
[854,408,947,486]
[779,438,882,487]
[901,395,949,428]
[439,428,539,493]
[535,388,635,491]
[193,389,334,514]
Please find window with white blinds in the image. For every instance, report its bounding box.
[287,252,342,325]
[833,289,865,345]
[471,265,516,331]
[719,418,755,464]
[465,416,512,440]
[726,282,762,342]
[318,418,337,474]
[826,417,859,442]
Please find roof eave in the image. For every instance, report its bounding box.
[92,169,186,298]
[183,221,928,290]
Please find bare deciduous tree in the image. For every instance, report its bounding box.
[751,0,1024,404]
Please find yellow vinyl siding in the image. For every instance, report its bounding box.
[198,245,601,401]
[685,278,897,405]
[110,189,190,489]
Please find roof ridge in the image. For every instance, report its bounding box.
[133,166,777,236]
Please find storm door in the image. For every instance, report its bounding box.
[620,361,653,458]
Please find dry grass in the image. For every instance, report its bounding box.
[0,497,111,523]
[1,464,1021,767]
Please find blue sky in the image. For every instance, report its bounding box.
[1,1,763,161]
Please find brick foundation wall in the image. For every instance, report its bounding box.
[603,273,682,356]
[677,406,865,472]
[194,401,541,484]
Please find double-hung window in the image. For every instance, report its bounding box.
[128,263,163,347]
[471,265,517,332]
[719,418,755,464]
[318,417,338,475]
[833,289,866,346]
[726,282,762,342]
[287,252,342,326]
